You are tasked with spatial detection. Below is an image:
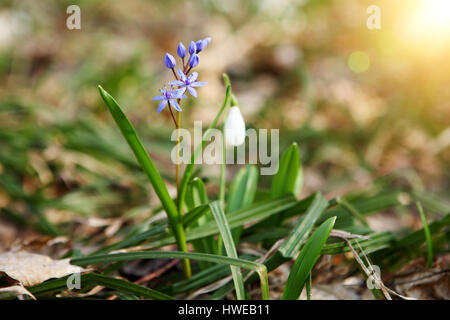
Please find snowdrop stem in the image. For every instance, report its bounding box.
[219,107,229,204]
[230,93,239,107]
[219,76,232,204]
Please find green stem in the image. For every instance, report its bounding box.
[219,109,229,203]
[416,201,433,268]
[257,266,270,300]
[178,74,232,214]
[176,111,181,196]
[173,220,191,278]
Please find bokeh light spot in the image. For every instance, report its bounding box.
[348,51,370,73]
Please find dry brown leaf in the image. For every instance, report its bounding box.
[0,285,36,300]
[0,251,87,287]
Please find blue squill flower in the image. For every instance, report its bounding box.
[164,53,176,69]
[188,53,199,68]
[169,70,207,98]
[177,42,186,59]
[152,87,186,113]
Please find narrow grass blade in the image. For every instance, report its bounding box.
[98,85,190,278]
[84,273,173,300]
[172,264,231,294]
[319,191,402,228]
[71,251,261,270]
[394,215,450,248]
[279,192,328,258]
[92,223,167,255]
[29,273,173,300]
[337,197,369,227]
[209,201,246,300]
[416,201,433,268]
[282,216,336,300]
[183,204,210,228]
[412,190,450,216]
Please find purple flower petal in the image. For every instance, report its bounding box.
[168,80,185,87]
[188,72,198,82]
[177,69,187,82]
[190,81,207,87]
[187,86,198,98]
[152,95,165,100]
[170,100,182,111]
[171,88,187,99]
[157,100,168,113]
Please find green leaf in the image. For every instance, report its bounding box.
[98,86,178,221]
[172,264,231,294]
[184,178,215,267]
[336,197,369,227]
[271,142,303,198]
[227,166,259,213]
[92,223,167,255]
[282,216,336,300]
[279,192,328,258]
[146,195,297,248]
[29,273,173,300]
[84,273,173,300]
[71,249,270,300]
[227,165,259,245]
[183,204,210,228]
[209,201,246,300]
[71,251,260,270]
[185,178,209,211]
[97,85,190,278]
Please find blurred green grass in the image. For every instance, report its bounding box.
[0,0,448,244]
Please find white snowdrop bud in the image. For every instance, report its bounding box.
[224,106,246,146]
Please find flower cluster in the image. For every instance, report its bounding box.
[153,37,210,113]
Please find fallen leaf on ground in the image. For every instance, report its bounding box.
[0,251,87,287]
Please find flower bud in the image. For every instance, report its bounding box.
[188,53,199,68]
[188,41,197,55]
[196,40,206,53]
[164,53,176,69]
[224,106,246,146]
[177,42,186,58]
